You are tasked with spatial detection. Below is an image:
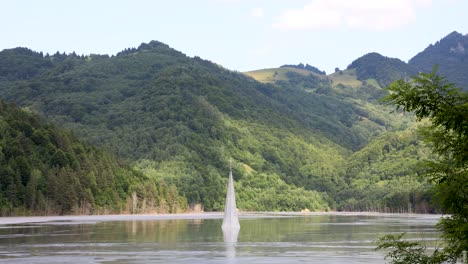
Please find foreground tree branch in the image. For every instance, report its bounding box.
[377,67,468,263]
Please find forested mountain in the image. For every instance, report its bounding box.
[409,31,468,89]
[346,52,417,87]
[0,42,407,213]
[341,127,433,213]
[0,100,187,216]
[0,32,463,214]
[342,31,468,90]
[0,42,353,212]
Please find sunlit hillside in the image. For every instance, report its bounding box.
[244,66,319,83]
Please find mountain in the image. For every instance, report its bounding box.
[0,100,186,216]
[342,126,433,213]
[0,42,353,211]
[346,52,417,87]
[342,31,468,90]
[3,31,463,214]
[409,31,468,89]
[245,64,387,102]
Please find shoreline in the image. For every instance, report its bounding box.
[0,211,443,225]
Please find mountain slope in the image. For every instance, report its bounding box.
[409,31,468,89]
[341,127,433,213]
[1,35,451,213]
[341,32,468,90]
[244,64,434,212]
[346,52,417,87]
[0,43,354,211]
[0,100,186,215]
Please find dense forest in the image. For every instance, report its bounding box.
[346,52,417,87]
[0,31,466,215]
[0,100,187,215]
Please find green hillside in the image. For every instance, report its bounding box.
[244,66,318,83]
[346,52,417,87]
[0,41,435,213]
[342,127,434,213]
[0,43,349,211]
[0,100,187,216]
[244,64,435,212]
[246,66,385,102]
[245,66,362,88]
[328,69,363,88]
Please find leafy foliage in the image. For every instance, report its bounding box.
[0,48,53,80]
[341,128,433,213]
[380,68,468,262]
[0,100,186,215]
[236,171,329,211]
[376,233,452,264]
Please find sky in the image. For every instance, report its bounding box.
[1,0,467,74]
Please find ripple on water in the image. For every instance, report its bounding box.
[0,214,440,264]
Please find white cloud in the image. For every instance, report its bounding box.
[250,7,265,18]
[273,0,433,31]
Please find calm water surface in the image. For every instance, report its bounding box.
[0,213,440,263]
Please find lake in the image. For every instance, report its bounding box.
[0,213,440,263]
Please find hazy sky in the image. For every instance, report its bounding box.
[1,0,467,73]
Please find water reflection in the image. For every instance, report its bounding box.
[223,226,239,243]
[223,228,238,261]
[0,214,440,264]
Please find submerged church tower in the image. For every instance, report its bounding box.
[222,167,240,232]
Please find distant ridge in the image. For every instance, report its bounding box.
[0,31,463,214]
[346,52,417,87]
[280,63,326,75]
[409,31,468,89]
